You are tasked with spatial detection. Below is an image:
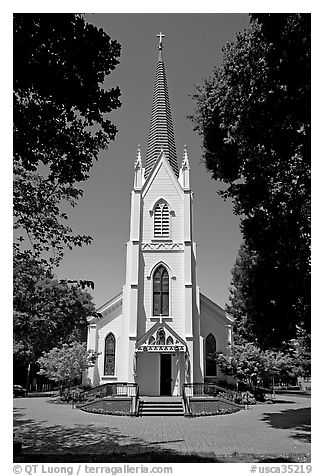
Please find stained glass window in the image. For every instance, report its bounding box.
[206,333,217,376]
[104,333,115,375]
[156,328,166,345]
[153,265,169,316]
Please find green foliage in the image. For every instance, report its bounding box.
[13,14,121,265]
[13,255,95,368]
[37,342,99,388]
[191,14,310,347]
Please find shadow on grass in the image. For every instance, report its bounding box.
[262,407,311,443]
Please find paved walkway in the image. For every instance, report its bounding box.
[13,395,310,462]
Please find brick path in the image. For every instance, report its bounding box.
[13,395,310,462]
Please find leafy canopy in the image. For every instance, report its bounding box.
[13,255,95,368]
[191,14,310,347]
[13,14,121,265]
[37,342,99,387]
[215,342,294,388]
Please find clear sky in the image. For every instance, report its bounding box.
[56,13,250,309]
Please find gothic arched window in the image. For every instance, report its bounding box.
[154,201,170,237]
[104,333,116,375]
[156,328,166,345]
[153,265,169,316]
[166,336,174,345]
[205,333,217,376]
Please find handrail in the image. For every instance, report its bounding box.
[134,384,140,416]
[183,382,242,404]
[80,382,138,402]
[181,384,192,416]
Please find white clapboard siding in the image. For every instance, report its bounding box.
[142,162,184,242]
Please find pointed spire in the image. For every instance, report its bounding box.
[157,31,165,62]
[145,34,178,178]
[179,145,190,189]
[181,145,190,170]
[134,145,142,169]
[134,145,143,189]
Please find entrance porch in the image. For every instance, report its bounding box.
[134,321,189,396]
[135,351,185,396]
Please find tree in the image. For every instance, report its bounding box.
[14,14,121,265]
[226,243,255,343]
[37,342,99,389]
[215,342,293,389]
[191,14,310,347]
[13,255,96,379]
[288,328,311,378]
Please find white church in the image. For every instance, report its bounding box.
[86,34,234,396]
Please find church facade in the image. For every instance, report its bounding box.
[85,35,234,396]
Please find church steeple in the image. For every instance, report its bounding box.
[145,33,179,178]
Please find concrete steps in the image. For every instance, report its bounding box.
[139,398,183,416]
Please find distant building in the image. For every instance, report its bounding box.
[85,35,234,396]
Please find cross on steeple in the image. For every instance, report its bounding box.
[145,32,178,178]
[157,32,165,49]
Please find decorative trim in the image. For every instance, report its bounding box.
[89,298,122,323]
[137,344,186,353]
[142,242,184,251]
[136,320,187,348]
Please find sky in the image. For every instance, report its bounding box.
[55,13,250,309]
[5,4,322,469]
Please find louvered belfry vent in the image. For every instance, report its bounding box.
[154,202,170,237]
[145,35,179,178]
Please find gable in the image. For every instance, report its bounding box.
[142,153,184,243]
[136,320,187,349]
[87,292,122,325]
[200,293,235,326]
[142,151,183,201]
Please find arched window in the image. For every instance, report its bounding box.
[104,333,116,375]
[148,336,155,345]
[153,266,169,316]
[166,336,174,345]
[154,201,170,237]
[205,333,217,376]
[156,328,166,345]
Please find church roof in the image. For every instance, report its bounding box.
[145,34,179,178]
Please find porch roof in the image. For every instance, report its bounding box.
[135,320,187,351]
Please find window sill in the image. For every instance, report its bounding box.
[151,238,172,242]
[101,375,118,380]
[149,316,173,321]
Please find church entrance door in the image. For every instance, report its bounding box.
[160,354,172,395]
